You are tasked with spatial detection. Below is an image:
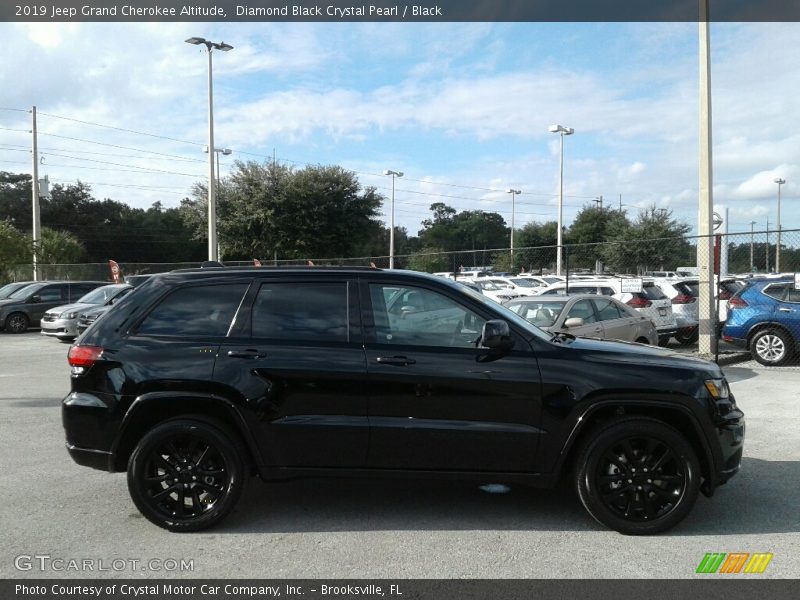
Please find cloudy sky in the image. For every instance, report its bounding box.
[1,21,798,240]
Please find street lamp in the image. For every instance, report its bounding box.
[774,177,785,272]
[203,145,233,190]
[549,124,574,276]
[506,189,521,259]
[186,36,234,262]
[383,169,404,268]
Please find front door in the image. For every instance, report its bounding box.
[362,280,543,473]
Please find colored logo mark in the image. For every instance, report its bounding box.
[696,552,773,574]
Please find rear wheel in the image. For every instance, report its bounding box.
[574,417,700,535]
[127,418,246,532]
[635,337,650,345]
[750,328,792,366]
[657,335,671,347]
[4,312,29,334]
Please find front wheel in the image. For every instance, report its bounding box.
[127,418,246,532]
[4,312,29,334]
[674,329,699,346]
[574,417,700,535]
[750,328,792,366]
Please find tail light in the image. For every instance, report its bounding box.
[68,345,104,368]
[728,296,748,308]
[672,294,696,305]
[627,296,652,308]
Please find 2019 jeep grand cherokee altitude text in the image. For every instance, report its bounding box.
[63,267,744,535]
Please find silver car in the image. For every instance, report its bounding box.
[503,294,658,345]
[41,283,132,341]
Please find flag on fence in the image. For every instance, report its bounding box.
[108,260,121,283]
[253,258,262,267]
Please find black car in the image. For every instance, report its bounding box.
[63,267,744,535]
[0,281,37,300]
[0,280,107,333]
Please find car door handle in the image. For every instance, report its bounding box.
[778,308,795,312]
[376,356,416,366]
[227,349,266,359]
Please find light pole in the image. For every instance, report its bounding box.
[203,146,233,190]
[549,124,574,276]
[506,189,520,260]
[186,36,233,262]
[750,220,756,272]
[383,169,403,268]
[774,177,785,272]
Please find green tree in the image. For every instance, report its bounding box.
[407,247,449,273]
[601,206,691,274]
[38,228,85,264]
[183,161,385,261]
[514,221,559,273]
[0,220,32,276]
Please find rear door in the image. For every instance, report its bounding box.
[591,297,637,341]
[214,277,369,468]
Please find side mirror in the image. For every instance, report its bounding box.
[479,320,514,352]
[564,317,584,328]
[30,294,41,303]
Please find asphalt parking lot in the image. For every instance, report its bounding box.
[1,333,798,579]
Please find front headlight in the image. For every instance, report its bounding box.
[704,378,730,400]
[61,311,78,319]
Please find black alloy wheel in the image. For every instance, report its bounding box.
[5,312,29,334]
[674,330,699,346]
[127,419,246,532]
[575,417,700,535]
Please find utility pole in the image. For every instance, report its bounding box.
[593,196,603,210]
[765,219,770,273]
[31,106,41,281]
[750,221,756,272]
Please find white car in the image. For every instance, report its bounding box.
[476,276,538,297]
[536,278,678,346]
[462,278,522,303]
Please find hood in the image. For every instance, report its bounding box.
[557,335,719,372]
[79,305,111,319]
[44,302,93,316]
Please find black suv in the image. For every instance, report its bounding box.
[63,267,744,534]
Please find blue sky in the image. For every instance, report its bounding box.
[1,21,798,241]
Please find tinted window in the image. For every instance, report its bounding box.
[507,301,565,327]
[35,285,65,303]
[252,282,348,342]
[763,284,787,300]
[570,286,598,295]
[643,284,668,300]
[594,298,624,321]
[785,288,800,303]
[137,284,248,337]
[68,284,100,302]
[77,285,123,305]
[370,283,485,348]
[566,300,597,324]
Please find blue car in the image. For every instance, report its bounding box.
[722,277,799,366]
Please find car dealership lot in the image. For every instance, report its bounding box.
[1,334,798,579]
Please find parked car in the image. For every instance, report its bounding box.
[536,279,678,346]
[503,294,658,345]
[0,281,37,300]
[64,266,743,535]
[652,278,699,345]
[722,278,799,366]
[462,278,522,302]
[0,280,106,333]
[42,283,133,341]
[479,276,538,296]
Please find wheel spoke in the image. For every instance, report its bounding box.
[642,492,656,519]
[597,474,624,485]
[649,447,674,472]
[151,483,179,500]
[191,487,204,511]
[197,467,225,476]
[154,454,177,473]
[175,488,185,517]
[194,445,210,467]
[145,473,171,483]
[603,452,628,473]
[195,482,223,498]
[164,441,183,461]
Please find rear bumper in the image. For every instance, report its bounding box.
[65,442,112,472]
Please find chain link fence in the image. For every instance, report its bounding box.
[4,229,799,367]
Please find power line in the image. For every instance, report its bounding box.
[38,111,200,147]
[0,142,206,164]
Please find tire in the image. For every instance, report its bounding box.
[574,417,700,535]
[635,337,650,345]
[750,328,793,367]
[4,312,29,334]
[674,330,699,346]
[657,335,671,347]
[127,418,246,532]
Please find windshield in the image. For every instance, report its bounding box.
[505,300,566,327]
[8,282,44,299]
[543,277,562,284]
[510,278,537,288]
[475,280,504,291]
[77,285,125,305]
[440,278,553,342]
[0,282,29,299]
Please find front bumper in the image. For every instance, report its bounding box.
[704,407,745,495]
[41,317,78,338]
